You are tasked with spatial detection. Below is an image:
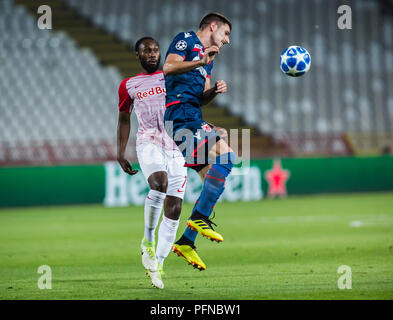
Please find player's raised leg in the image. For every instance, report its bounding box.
[195,126,228,181]
[186,138,236,243]
[172,127,230,270]
[173,127,236,270]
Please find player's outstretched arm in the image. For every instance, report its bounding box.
[117,111,138,175]
[163,46,219,76]
[163,54,204,75]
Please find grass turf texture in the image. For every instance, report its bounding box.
[0,192,392,300]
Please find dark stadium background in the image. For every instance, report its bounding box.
[0,0,393,206]
[0,0,393,302]
[1,0,392,205]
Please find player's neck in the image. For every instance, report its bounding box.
[196,30,212,49]
[140,68,160,75]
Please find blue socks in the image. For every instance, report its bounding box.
[183,152,236,243]
[183,197,200,242]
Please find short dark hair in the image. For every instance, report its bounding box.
[134,37,159,53]
[199,12,232,31]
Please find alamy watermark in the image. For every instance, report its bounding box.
[37,5,52,30]
[37,265,52,289]
[164,120,250,175]
[337,265,352,290]
[337,5,352,30]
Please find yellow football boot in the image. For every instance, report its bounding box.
[186,217,224,242]
[172,243,206,271]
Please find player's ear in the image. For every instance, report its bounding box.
[210,21,217,32]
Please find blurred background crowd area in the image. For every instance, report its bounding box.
[1,0,392,166]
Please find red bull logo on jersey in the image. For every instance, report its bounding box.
[136,86,166,100]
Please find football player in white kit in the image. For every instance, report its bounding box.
[117,37,187,289]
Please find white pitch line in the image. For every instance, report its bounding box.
[349,220,363,227]
[260,216,338,224]
[259,215,393,226]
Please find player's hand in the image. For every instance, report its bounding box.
[214,80,227,94]
[117,157,139,175]
[202,45,220,65]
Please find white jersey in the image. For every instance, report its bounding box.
[118,71,177,150]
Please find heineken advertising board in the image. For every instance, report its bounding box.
[103,162,263,207]
[1,156,392,207]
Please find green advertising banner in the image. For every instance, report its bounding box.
[0,156,392,207]
[103,162,262,207]
[256,156,393,195]
[0,165,105,207]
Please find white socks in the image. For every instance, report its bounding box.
[144,190,166,242]
[156,215,179,265]
[143,189,180,266]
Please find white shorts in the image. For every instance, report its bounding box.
[136,142,187,199]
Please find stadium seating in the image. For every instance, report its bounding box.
[62,0,393,148]
[1,0,392,165]
[0,0,138,164]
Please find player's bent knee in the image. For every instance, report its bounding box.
[148,171,168,193]
[164,196,182,220]
[150,182,168,193]
[215,127,228,140]
[216,139,233,156]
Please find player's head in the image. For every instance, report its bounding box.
[199,12,231,48]
[134,37,160,74]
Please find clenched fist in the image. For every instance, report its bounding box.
[214,80,227,94]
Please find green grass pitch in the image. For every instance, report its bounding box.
[1,192,393,300]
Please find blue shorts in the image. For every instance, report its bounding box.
[164,104,221,172]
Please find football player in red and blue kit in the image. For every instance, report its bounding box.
[163,12,235,270]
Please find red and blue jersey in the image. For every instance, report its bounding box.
[164,31,222,167]
[164,31,213,109]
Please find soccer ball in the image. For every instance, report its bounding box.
[280,45,311,77]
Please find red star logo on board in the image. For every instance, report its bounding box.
[264,159,290,198]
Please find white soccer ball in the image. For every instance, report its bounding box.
[280,45,311,77]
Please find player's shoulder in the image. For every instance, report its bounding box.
[120,77,134,86]
[129,71,163,78]
[169,31,195,54]
[129,71,164,82]
[121,74,142,89]
[172,31,195,43]
[118,77,131,91]
[122,71,164,90]
[119,77,130,83]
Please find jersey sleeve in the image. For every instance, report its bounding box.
[118,78,132,113]
[166,32,192,60]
